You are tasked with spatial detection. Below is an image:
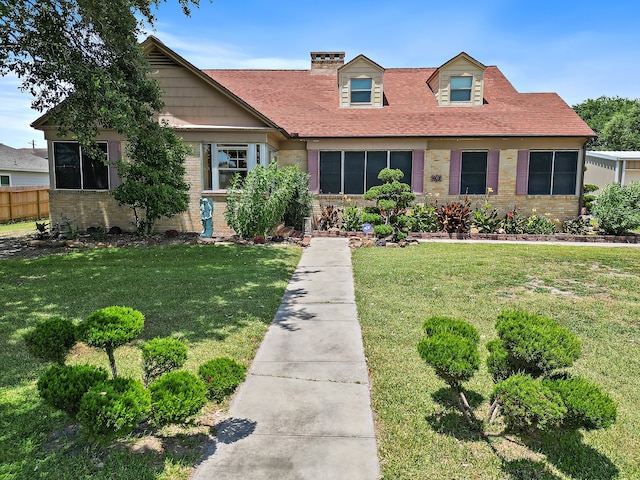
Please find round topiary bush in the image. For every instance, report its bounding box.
[373,224,394,238]
[417,331,480,388]
[495,311,581,377]
[486,338,511,383]
[149,371,207,426]
[77,377,150,441]
[140,337,188,386]
[23,318,77,365]
[198,357,247,401]
[494,374,566,433]
[545,376,617,430]
[78,306,144,378]
[37,364,109,417]
[422,316,480,343]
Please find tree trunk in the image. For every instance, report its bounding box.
[107,348,118,378]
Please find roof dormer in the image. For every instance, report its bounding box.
[338,55,385,108]
[427,52,485,106]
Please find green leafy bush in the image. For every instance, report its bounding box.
[361,212,383,225]
[472,202,501,233]
[341,205,363,231]
[140,337,188,386]
[501,209,526,234]
[407,204,439,232]
[562,216,591,235]
[546,376,617,430]
[494,374,566,433]
[37,364,108,417]
[78,377,151,441]
[78,306,144,378]
[149,371,207,426]
[495,311,581,377]
[373,224,394,238]
[523,212,557,234]
[23,318,77,365]
[592,182,640,234]
[198,357,247,401]
[486,338,511,383]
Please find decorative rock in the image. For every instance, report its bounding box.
[375,238,387,247]
[253,235,265,244]
[108,226,123,235]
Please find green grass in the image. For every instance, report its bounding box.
[352,243,640,480]
[0,244,301,480]
[0,219,44,237]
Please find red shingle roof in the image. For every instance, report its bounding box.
[204,67,594,138]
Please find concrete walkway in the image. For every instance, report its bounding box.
[193,237,379,480]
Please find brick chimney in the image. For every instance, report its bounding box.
[310,52,345,70]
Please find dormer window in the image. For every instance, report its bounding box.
[350,78,372,104]
[450,76,472,102]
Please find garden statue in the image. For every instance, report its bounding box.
[200,197,213,238]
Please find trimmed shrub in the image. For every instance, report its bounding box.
[422,316,480,343]
[495,311,581,377]
[24,318,77,365]
[546,376,617,430]
[417,331,480,388]
[149,371,207,426]
[494,374,566,433]
[592,182,640,235]
[198,357,247,401]
[37,364,108,417]
[78,306,144,378]
[373,224,394,238]
[486,338,511,383]
[78,377,150,441]
[140,337,188,386]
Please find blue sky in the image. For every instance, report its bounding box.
[1,0,639,149]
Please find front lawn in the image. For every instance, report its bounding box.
[0,244,301,480]
[352,243,640,479]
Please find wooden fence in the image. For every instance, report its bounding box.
[0,186,49,223]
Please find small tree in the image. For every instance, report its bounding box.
[417,317,480,423]
[362,168,415,241]
[140,337,188,386]
[113,123,190,236]
[78,306,144,378]
[591,182,640,235]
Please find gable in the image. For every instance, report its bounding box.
[338,55,385,108]
[428,53,486,106]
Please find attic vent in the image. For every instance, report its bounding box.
[147,51,179,68]
[311,52,345,70]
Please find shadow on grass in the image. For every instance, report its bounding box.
[501,458,561,480]
[522,430,619,480]
[425,387,486,440]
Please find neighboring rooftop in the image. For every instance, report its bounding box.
[586,151,640,160]
[0,144,48,172]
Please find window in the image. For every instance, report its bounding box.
[528,151,578,195]
[350,78,372,104]
[460,151,487,194]
[203,143,276,190]
[53,142,108,190]
[450,76,472,102]
[0,175,9,186]
[319,151,412,194]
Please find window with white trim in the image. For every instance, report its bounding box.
[203,143,277,190]
[0,174,9,186]
[319,150,412,194]
[350,78,372,104]
[460,151,487,194]
[450,76,472,102]
[528,151,578,195]
[53,142,109,190]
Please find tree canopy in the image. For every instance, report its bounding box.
[0,0,200,233]
[573,96,640,150]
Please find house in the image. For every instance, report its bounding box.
[584,151,640,189]
[32,36,594,234]
[0,143,49,187]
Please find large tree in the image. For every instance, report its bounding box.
[0,0,199,233]
[573,96,640,150]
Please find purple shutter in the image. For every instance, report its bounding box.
[516,150,529,194]
[108,141,123,190]
[449,150,461,195]
[412,149,424,194]
[487,150,500,194]
[308,150,319,193]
